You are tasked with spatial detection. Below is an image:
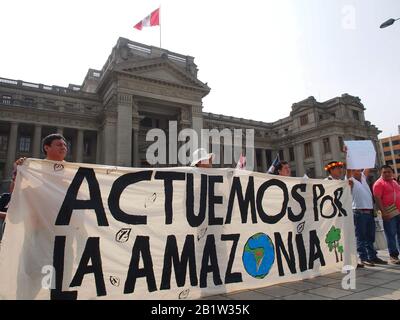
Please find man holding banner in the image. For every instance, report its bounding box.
[7,133,75,299]
[275,161,291,177]
[324,161,345,181]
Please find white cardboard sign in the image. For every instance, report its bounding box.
[344,140,376,169]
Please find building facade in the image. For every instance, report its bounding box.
[0,38,382,191]
[379,134,400,176]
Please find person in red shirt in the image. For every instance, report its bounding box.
[373,165,400,265]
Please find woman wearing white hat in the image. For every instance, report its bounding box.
[190,148,215,168]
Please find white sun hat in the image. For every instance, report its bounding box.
[190,148,215,167]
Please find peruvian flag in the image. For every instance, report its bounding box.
[134,8,160,30]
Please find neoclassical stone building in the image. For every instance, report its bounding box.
[0,38,381,191]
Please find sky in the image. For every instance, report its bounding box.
[1,0,399,138]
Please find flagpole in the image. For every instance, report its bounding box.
[159,5,162,48]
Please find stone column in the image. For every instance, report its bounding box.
[329,136,341,160]
[273,150,280,160]
[252,148,258,172]
[5,122,19,180]
[103,119,117,165]
[284,148,291,163]
[132,100,140,168]
[95,130,102,164]
[116,93,132,166]
[32,124,42,158]
[218,143,223,168]
[295,144,305,176]
[312,139,323,178]
[179,107,192,166]
[132,128,139,167]
[191,105,203,150]
[76,129,84,163]
[261,149,267,173]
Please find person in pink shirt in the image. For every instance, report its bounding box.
[373,165,400,265]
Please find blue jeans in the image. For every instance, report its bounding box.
[353,210,377,261]
[383,215,400,258]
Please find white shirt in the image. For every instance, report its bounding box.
[350,173,373,209]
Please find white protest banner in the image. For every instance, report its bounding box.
[344,140,376,169]
[0,159,357,300]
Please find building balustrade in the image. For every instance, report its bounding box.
[0,96,99,115]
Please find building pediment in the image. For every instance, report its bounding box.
[114,58,210,92]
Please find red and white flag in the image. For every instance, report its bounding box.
[134,8,160,30]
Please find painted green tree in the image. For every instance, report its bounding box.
[325,226,343,263]
[338,245,344,262]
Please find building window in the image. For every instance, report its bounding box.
[289,147,295,161]
[352,110,360,121]
[279,149,284,160]
[256,149,262,169]
[23,98,34,107]
[0,162,4,181]
[323,138,331,154]
[300,114,309,126]
[45,100,56,108]
[84,139,91,157]
[0,135,8,151]
[2,95,12,105]
[382,142,390,148]
[396,159,400,164]
[19,136,31,152]
[338,136,344,151]
[384,151,392,157]
[304,142,313,158]
[140,117,153,128]
[392,140,400,146]
[394,149,400,155]
[386,160,394,165]
[291,170,297,177]
[66,140,72,155]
